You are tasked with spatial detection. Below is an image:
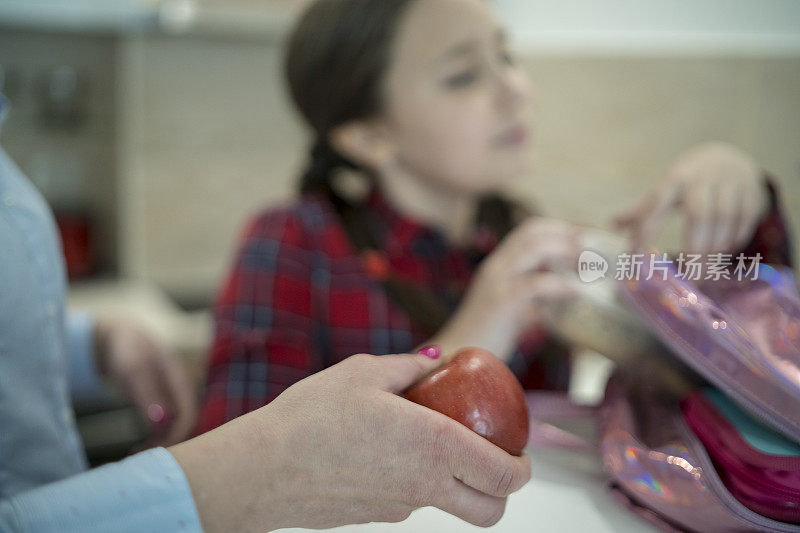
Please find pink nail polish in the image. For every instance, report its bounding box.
[417,345,441,360]
[147,403,166,424]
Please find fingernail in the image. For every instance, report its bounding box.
[417,345,441,359]
[147,403,166,424]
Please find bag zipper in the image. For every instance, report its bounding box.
[674,410,800,532]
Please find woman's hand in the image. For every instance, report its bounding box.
[170,351,531,532]
[427,217,581,361]
[614,142,769,255]
[94,318,197,447]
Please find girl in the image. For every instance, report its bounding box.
[197,0,792,432]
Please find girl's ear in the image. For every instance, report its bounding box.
[328,120,396,172]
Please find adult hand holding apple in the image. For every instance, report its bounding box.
[405,347,530,456]
[170,349,531,532]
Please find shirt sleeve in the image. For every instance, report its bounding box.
[196,207,322,434]
[65,310,111,403]
[0,447,202,533]
[736,174,794,268]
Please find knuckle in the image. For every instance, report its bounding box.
[427,416,453,456]
[494,466,516,497]
[476,501,506,528]
[344,353,375,369]
[418,422,456,477]
[407,356,429,379]
[336,354,378,385]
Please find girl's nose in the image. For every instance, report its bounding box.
[495,64,530,113]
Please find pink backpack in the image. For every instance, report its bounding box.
[528,258,800,532]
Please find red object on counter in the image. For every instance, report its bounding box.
[55,211,94,279]
[404,347,530,456]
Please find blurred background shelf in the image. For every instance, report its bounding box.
[0,0,305,39]
[0,0,159,34]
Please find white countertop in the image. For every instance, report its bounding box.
[276,444,658,533]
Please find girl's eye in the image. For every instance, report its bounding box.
[445,70,479,88]
[501,50,515,65]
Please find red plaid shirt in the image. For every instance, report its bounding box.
[196,180,793,434]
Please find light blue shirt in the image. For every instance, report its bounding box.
[0,95,202,532]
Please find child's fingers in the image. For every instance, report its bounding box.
[512,272,578,305]
[629,182,680,253]
[502,230,582,276]
[734,187,761,249]
[160,353,197,446]
[710,180,739,253]
[684,179,715,254]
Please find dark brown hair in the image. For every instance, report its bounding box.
[284,0,525,335]
[285,0,415,200]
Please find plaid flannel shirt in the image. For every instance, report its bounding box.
[197,180,793,434]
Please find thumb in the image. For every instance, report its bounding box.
[375,346,444,394]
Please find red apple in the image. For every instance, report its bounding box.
[404,347,529,456]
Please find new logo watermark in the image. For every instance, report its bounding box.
[577,250,609,283]
[576,251,762,283]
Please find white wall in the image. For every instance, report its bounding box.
[493,0,800,54]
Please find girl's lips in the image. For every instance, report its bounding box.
[496,124,529,147]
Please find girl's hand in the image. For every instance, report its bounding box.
[94,318,197,447]
[427,217,582,362]
[613,142,769,255]
[170,351,531,532]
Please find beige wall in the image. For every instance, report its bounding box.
[121,35,799,303]
[518,56,799,245]
[119,35,305,303]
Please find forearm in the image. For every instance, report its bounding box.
[169,411,285,533]
[423,314,520,363]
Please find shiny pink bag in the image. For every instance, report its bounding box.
[600,259,800,532]
[527,259,800,532]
